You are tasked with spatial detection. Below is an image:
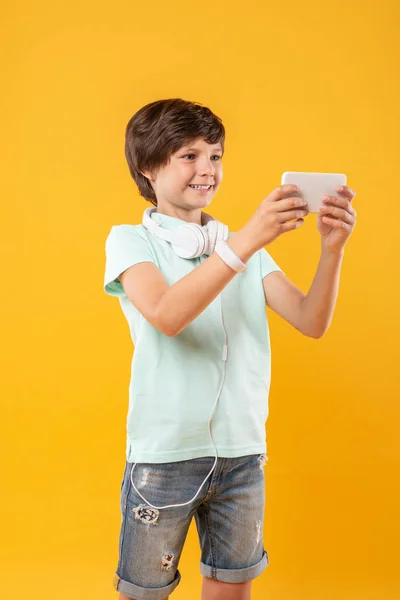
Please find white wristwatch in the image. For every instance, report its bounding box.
[214,240,248,273]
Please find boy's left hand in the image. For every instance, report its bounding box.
[317,186,357,253]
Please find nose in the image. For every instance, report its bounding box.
[198,161,215,179]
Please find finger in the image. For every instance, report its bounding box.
[320,204,354,224]
[336,186,356,201]
[277,208,309,223]
[323,195,356,216]
[321,215,352,231]
[270,184,300,201]
[276,196,308,213]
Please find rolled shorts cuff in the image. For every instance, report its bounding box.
[113,570,181,600]
[200,550,268,584]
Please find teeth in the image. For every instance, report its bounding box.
[190,185,211,190]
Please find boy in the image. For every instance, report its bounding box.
[104,98,356,600]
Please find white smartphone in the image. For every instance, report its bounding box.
[281,171,347,213]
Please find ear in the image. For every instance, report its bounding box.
[140,170,154,181]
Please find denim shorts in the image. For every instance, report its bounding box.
[113,453,268,600]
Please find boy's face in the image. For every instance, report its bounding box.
[143,138,224,214]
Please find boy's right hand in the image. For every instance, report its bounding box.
[240,184,309,252]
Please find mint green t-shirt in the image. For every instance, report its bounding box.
[104,212,282,463]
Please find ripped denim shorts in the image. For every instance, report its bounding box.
[113,453,268,600]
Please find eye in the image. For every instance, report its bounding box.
[182,154,222,160]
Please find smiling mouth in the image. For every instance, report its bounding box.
[188,185,213,190]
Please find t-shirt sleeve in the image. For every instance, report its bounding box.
[104,225,156,297]
[259,247,283,280]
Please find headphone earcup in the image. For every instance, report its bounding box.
[204,220,228,254]
[204,220,217,255]
[218,220,229,244]
[169,224,207,258]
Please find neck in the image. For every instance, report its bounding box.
[154,206,212,226]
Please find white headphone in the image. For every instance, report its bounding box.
[141,206,229,257]
[127,206,233,512]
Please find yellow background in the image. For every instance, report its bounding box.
[2,1,399,598]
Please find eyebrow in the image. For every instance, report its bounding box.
[182,146,223,153]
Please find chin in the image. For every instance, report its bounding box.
[199,192,216,206]
[195,200,213,213]
[182,188,216,211]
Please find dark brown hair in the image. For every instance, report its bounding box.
[125,98,225,206]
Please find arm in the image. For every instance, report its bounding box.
[263,248,344,338]
[117,184,310,336]
[120,230,256,337]
[264,184,357,338]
